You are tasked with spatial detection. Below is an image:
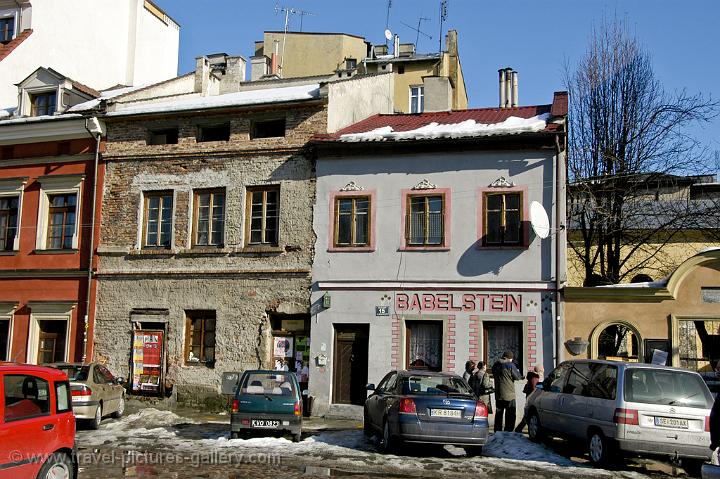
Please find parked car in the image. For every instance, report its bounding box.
[525,360,712,476]
[230,370,302,442]
[47,362,125,429]
[0,362,78,479]
[363,370,489,454]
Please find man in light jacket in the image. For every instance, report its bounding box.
[491,350,522,433]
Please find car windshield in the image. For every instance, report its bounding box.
[400,375,473,396]
[239,372,296,397]
[56,365,90,382]
[624,368,713,409]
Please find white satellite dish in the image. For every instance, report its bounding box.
[530,201,551,239]
[384,29,393,41]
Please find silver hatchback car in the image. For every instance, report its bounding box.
[525,360,712,476]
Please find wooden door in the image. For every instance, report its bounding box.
[38,333,58,364]
[332,325,369,405]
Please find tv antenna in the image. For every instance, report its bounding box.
[400,17,432,48]
[385,0,392,45]
[274,3,317,72]
[438,0,448,52]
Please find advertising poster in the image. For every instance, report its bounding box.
[273,336,294,358]
[131,330,164,394]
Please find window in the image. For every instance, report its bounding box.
[406,195,444,246]
[197,123,230,142]
[597,323,639,361]
[30,92,57,117]
[544,363,571,393]
[0,17,13,44]
[0,318,9,361]
[677,319,719,372]
[406,320,443,371]
[46,194,76,250]
[345,58,357,70]
[483,192,522,246]
[143,192,173,248]
[563,362,591,395]
[397,65,405,75]
[148,128,179,145]
[55,381,71,413]
[251,119,286,139]
[193,189,225,247]
[334,196,370,247]
[4,374,50,421]
[185,311,216,367]
[410,86,424,113]
[624,368,713,409]
[0,196,19,251]
[246,186,279,246]
[585,364,617,400]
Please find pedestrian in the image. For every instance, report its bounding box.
[469,361,494,415]
[514,365,544,432]
[491,350,522,433]
[463,360,476,383]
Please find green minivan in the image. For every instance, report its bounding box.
[230,370,302,442]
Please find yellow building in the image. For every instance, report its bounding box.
[252,30,467,114]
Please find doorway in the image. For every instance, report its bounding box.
[332,324,369,405]
[37,319,67,363]
[483,321,523,372]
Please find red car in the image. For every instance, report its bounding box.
[0,363,77,479]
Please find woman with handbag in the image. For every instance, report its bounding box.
[469,361,494,414]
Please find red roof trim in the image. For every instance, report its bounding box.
[0,29,33,63]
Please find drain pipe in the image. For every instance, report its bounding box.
[554,131,567,367]
[82,117,103,363]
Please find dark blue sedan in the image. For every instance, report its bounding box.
[363,370,489,454]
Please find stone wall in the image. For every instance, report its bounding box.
[94,103,324,405]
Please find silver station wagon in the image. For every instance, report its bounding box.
[525,360,713,476]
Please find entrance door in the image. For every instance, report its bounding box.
[332,325,369,405]
[37,320,67,364]
[483,322,523,372]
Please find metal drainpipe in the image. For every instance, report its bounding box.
[555,130,567,367]
[82,117,102,363]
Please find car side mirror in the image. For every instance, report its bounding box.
[366,383,375,391]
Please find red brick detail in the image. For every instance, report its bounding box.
[468,315,480,362]
[445,316,457,371]
[391,314,401,369]
[0,29,33,63]
[528,332,536,339]
[528,324,536,330]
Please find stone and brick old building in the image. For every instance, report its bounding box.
[308,88,568,416]
[0,68,105,364]
[79,53,393,404]
[0,0,179,114]
[252,29,467,114]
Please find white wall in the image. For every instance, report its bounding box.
[327,73,394,133]
[0,0,179,111]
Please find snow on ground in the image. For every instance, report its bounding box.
[78,408,648,478]
[339,113,550,142]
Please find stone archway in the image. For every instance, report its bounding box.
[590,320,643,362]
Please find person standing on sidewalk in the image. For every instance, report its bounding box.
[463,360,476,382]
[514,365,544,432]
[491,350,522,433]
[469,361,494,415]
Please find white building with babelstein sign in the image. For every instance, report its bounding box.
[308,89,568,417]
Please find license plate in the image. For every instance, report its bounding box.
[429,409,462,418]
[251,419,279,428]
[654,417,688,429]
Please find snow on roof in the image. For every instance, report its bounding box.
[596,279,668,288]
[68,84,168,113]
[0,113,83,126]
[105,84,322,117]
[338,113,550,142]
[0,109,11,119]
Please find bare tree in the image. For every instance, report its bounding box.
[566,19,719,285]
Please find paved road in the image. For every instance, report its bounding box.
[73,407,693,479]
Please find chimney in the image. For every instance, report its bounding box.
[219,56,246,94]
[271,53,279,77]
[393,34,400,58]
[498,67,519,108]
[194,56,211,94]
[250,55,270,81]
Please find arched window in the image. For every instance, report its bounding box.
[594,322,641,362]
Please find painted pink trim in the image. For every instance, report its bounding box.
[327,189,377,252]
[527,315,538,363]
[399,187,451,250]
[445,315,456,371]
[391,314,400,369]
[468,315,480,362]
[476,185,530,249]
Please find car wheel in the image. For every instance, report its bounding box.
[111,396,125,419]
[363,409,374,438]
[527,410,544,443]
[36,452,74,479]
[379,419,397,453]
[89,403,102,430]
[587,430,612,466]
[681,458,704,478]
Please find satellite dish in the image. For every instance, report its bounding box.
[384,29,393,41]
[530,201,550,239]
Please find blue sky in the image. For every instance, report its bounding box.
[153,0,719,152]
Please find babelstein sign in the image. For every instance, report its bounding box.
[395,293,523,313]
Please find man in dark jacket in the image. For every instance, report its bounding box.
[491,350,522,433]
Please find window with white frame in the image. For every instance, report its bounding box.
[0,178,25,251]
[0,303,16,362]
[410,86,424,113]
[35,176,83,251]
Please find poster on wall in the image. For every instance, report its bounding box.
[273,336,294,358]
[131,330,164,394]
